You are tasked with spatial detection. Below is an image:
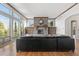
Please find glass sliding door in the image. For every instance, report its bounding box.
[13,12,22,38]
[0,3,25,47]
[13,20,19,38]
[20,21,25,36]
[18,21,21,37]
[0,3,13,47]
[0,15,10,45]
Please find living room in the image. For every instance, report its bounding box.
[0,3,79,56]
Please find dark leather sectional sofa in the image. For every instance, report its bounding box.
[16,36,75,52]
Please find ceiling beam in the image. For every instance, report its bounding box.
[55,3,78,19]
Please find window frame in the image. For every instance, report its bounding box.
[48,19,55,27]
[0,3,26,45]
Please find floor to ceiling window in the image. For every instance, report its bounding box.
[0,15,9,37]
[13,19,19,38]
[20,19,25,36]
[0,3,26,47]
[0,15,10,44]
[0,4,11,46]
[13,13,21,38]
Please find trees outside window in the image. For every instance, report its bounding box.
[0,15,9,38]
[13,20,19,38]
[48,20,54,27]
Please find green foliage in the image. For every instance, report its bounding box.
[13,21,20,38]
[0,22,8,37]
[50,21,53,26]
[0,22,4,29]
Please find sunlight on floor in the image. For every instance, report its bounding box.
[0,42,16,56]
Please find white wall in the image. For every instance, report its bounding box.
[55,4,79,38]
[65,15,79,39]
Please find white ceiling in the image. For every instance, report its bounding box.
[11,3,74,18]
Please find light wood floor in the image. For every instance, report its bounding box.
[16,39,79,56]
[0,42,16,56]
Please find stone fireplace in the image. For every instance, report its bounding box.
[38,28,44,34]
[33,17,48,36]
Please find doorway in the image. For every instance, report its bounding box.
[71,20,77,38]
